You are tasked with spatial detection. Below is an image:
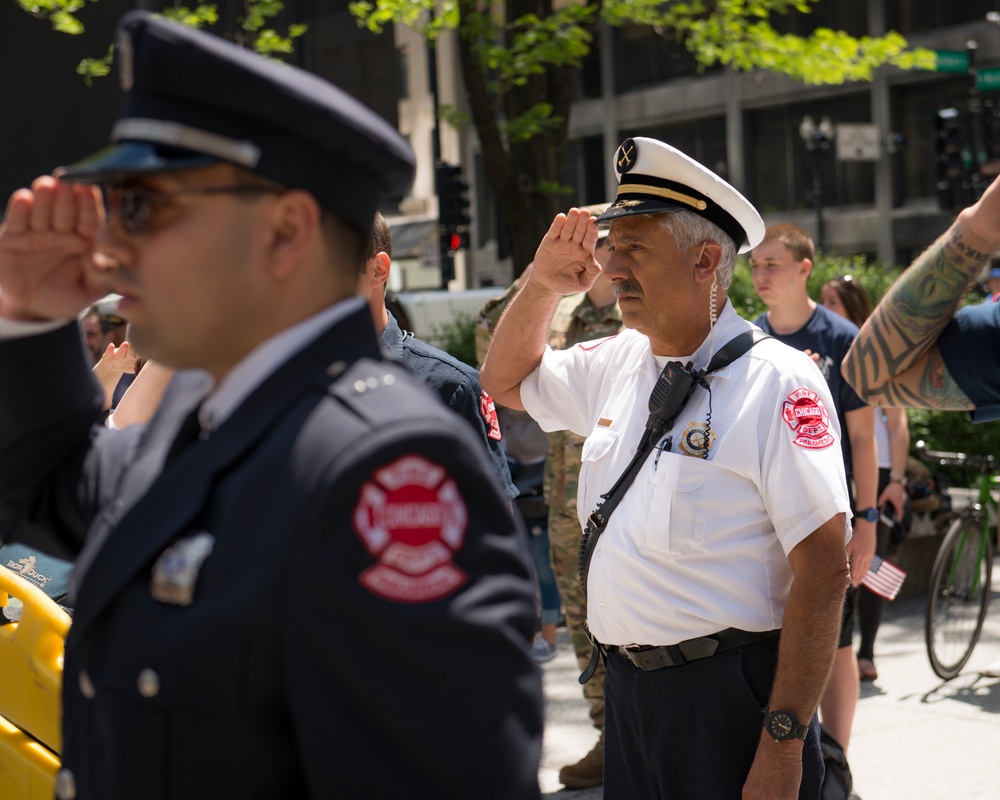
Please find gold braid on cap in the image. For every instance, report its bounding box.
[616,183,708,211]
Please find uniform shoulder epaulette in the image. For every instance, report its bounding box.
[325,357,435,428]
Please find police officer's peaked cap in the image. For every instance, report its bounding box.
[599,137,764,254]
[61,11,415,235]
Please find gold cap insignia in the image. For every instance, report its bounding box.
[616,138,637,175]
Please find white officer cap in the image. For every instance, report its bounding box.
[599,137,765,254]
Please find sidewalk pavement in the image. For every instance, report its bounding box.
[539,581,1000,799]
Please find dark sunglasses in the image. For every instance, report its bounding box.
[101,183,282,235]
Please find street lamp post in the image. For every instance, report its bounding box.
[799,115,836,251]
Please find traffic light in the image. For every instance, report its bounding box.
[436,161,470,284]
[438,230,470,256]
[437,162,471,231]
[935,107,973,211]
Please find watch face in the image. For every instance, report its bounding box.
[769,712,794,739]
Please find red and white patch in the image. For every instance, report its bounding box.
[781,388,835,450]
[353,455,468,603]
[479,390,502,441]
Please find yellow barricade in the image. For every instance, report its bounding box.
[0,566,68,798]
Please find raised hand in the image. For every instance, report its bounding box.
[94,341,139,378]
[527,208,602,296]
[0,176,112,322]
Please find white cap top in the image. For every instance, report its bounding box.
[599,137,765,254]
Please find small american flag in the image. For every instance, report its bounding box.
[862,555,907,600]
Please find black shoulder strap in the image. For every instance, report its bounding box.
[704,328,771,374]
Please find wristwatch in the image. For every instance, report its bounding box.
[763,710,810,743]
[853,507,878,523]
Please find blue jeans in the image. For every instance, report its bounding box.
[526,517,561,625]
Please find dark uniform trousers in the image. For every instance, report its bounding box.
[603,635,824,799]
[0,298,543,800]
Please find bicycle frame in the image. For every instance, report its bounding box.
[946,474,997,597]
[921,443,998,680]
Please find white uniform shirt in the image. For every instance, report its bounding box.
[874,410,891,470]
[521,300,851,646]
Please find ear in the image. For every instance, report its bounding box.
[369,252,391,288]
[693,242,723,285]
[801,258,814,280]
[265,190,322,280]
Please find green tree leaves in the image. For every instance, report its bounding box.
[17,0,308,78]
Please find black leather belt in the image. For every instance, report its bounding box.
[611,628,780,672]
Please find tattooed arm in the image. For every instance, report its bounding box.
[842,198,1000,409]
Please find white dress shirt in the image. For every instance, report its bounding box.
[521,300,851,646]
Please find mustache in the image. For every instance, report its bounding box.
[614,279,642,297]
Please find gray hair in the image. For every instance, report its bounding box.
[656,211,738,290]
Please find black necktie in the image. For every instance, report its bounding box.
[164,405,203,465]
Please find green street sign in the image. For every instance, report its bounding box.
[978,66,1000,92]
[935,50,969,73]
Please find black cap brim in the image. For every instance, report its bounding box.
[597,198,685,223]
[60,141,219,184]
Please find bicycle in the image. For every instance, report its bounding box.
[919,444,998,680]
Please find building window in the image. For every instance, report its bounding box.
[770,1,868,37]
[886,1,996,34]
[745,94,875,214]
[622,118,728,183]
[474,153,496,248]
[576,31,602,100]
[561,134,608,206]
[892,76,975,205]
[612,25,720,93]
[397,46,410,100]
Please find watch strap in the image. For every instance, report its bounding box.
[853,507,877,523]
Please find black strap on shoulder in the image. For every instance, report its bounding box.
[703,328,770,374]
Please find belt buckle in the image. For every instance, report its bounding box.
[621,645,647,669]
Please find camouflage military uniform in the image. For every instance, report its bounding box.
[474,282,519,367]
[477,283,621,732]
[543,293,621,731]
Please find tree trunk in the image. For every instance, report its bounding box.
[455,0,601,278]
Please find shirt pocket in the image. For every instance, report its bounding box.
[581,426,618,465]
[646,452,712,555]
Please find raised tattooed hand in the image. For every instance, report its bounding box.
[0,176,112,322]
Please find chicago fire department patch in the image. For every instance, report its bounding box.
[353,455,468,603]
[479,390,502,441]
[781,388,835,449]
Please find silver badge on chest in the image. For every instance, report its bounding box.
[150,532,215,606]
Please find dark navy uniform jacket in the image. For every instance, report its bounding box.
[0,299,543,800]
[380,311,516,500]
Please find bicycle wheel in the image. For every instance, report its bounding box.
[925,513,994,680]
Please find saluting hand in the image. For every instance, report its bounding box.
[0,176,112,322]
[527,208,602,297]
